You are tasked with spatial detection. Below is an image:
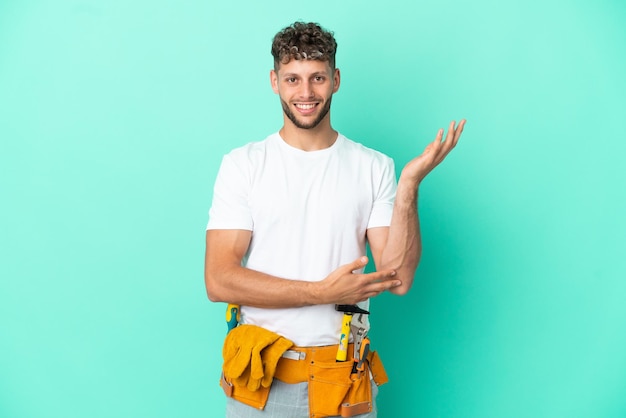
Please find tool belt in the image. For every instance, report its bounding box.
[220,326,389,417]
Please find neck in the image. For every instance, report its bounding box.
[279,118,338,152]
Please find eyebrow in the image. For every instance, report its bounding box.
[281,71,329,78]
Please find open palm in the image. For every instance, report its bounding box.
[401,119,466,184]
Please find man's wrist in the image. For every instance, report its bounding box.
[305,280,326,306]
[396,177,419,205]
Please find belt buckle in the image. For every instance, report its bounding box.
[282,349,306,361]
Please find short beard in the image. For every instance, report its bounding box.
[281,97,332,130]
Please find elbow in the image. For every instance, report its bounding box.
[389,282,411,296]
[206,289,222,303]
[384,263,418,296]
[388,276,412,296]
[204,271,227,303]
[378,249,420,279]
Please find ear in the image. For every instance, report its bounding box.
[270,69,279,94]
[332,68,341,93]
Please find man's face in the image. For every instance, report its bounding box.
[271,59,340,130]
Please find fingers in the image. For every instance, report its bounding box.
[433,123,456,164]
[439,119,465,145]
[341,271,400,303]
[433,119,466,165]
[346,256,369,273]
[449,119,465,148]
[362,269,400,291]
[332,257,401,303]
[345,256,399,286]
[363,278,402,301]
[435,128,444,143]
[448,119,466,145]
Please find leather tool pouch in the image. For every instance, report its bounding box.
[220,372,270,411]
[308,350,388,418]
[368,350,389,386]
[308,360,355,417]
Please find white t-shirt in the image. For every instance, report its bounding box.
[207,132,396,346]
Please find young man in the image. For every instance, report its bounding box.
[205,22,465,417]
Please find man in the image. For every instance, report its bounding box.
[205,21,465,417]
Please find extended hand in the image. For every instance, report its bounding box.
[316,256,400,305]
[401,119,466,184]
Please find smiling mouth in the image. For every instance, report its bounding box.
[294,103,318,114]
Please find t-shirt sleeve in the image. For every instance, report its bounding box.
[367,156,397,229]
[206,153,253,231]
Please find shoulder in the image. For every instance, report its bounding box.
[223,133,278,164]
[338,134,394,167]
[226,134,277,161]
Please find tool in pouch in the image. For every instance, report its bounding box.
[334,304,370,365]
[226,303,240,334]
[349,312,370,378]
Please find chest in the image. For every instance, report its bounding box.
[248,152,374,231]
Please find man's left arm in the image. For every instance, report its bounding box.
[368,119,466,295]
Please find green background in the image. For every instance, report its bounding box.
[1,0,625,417]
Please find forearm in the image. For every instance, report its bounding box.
[205,229,401,308]
[377,120,465,293]
[204,229,323,308]
[205,263,323,308]
[378,177,422,294]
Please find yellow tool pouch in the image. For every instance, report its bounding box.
[220,372,270,410]
[308,359,360,417]
[274,344,389,417]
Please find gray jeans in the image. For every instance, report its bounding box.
[226,378,379,418]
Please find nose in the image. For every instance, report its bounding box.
[299,81,314,99]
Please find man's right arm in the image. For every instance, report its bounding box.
[204,229,401,308]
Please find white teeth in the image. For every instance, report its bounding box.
[295,104,315,109]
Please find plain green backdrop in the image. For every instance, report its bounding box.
[1,0,625,417]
